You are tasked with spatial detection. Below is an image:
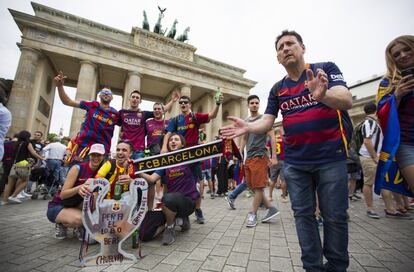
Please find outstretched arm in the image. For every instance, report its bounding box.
[161,131,172,154]
[306,69,352,110]
[163,89,179,112]
[208,93,224,120]
[54,71,80,108]
[220,114,275,139]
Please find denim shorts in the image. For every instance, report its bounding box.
[396,144,414,169]
[47,204,64,223]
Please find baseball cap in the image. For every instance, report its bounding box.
[89,143,105,155]
[99,88,113,96]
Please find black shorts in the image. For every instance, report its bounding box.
[139,210,166,242]
[162,192,196,218]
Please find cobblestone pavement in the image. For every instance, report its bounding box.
[0,190,413,272]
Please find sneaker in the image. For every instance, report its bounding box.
[181,216,191,231]
[261,206,280,223]
[352,193,362,200]
[175,217,183,227]
[225,196,235,210]
[316,216,324,227]
[17,192,26,200]
[8,196,22,204]
[280,196,289,203]
[366,210,380,219]
[246,212,257,227]
[195,208,205,224]
[162,225,175,245]
[55,223,67,240]
[210,193,215,199]
[385,210,412,220]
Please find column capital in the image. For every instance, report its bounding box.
[128,71,142,78]
[79,60,97,68]
[179,84,192,89]
[18,45,41,56]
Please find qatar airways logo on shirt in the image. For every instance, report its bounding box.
[123,117,141,126]
[280,93,318,111]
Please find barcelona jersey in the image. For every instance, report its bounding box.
[265,62,352,164]
[77,101,118,154]
[166,112,209,147]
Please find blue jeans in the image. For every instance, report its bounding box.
[228,180,247,200]
[284,161,349,272]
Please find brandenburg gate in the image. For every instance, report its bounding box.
[8,2,256,141]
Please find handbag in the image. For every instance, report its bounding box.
[9,143,31,178]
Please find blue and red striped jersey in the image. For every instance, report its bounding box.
[265,62,352,164]
[77,101,118,154]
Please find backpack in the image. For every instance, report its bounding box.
[105,159,117,180]
[349,116,377,157]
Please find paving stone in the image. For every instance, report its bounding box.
[175,259,203,272]
[227,252,249,267]
[211,244,232,257]
[270,246,290,258]
[161,250,189,266]
[232,241,252,254]
[270,256,293,272]
[187,248,211,261]
[249,248,269,262]
[247,260,269,272]
[222,265,246,272]
[149,263,176,272]
[201,255,227,271]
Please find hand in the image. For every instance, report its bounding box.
[54,71,67,87]
[220,116,249,139]
[78,179,92,197]
[306,68,328,101]
[171,89,180,102]
[216,94,224,105]
[269,157,278,167]
[395,74,414,100]
[118,174,131,185]
[160,147,168,154]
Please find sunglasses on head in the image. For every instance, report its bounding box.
[179,101,189,105]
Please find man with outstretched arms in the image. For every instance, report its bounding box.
[221,30,353,272]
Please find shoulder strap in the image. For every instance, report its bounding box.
[105,159,117,180]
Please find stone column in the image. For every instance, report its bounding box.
[69,60,97,137]
[240,97,248,121]
[123,71,142,108]
[8,46,41,135]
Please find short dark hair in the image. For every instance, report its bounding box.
[247,95,260,103]
[35,131,43,137]
[130,90,142,99]
[364,102,377,115]
[179,95,191,103]
[275,30,304,50]
[167,133,186,152]
[118,140,134,152]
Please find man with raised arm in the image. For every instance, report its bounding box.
[54,71,117,161]
[221,30,353,272]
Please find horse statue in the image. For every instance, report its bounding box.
[176,27,190,42]
[142,10,149,30]
[167,19,178,39]
[153,6,166,34]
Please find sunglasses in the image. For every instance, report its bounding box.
[179,101,189,105]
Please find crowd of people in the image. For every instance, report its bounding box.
[0,31,413,271]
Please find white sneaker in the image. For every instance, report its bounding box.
[22,191,32,197]
[8,196,22,204]
[17,192,26,199]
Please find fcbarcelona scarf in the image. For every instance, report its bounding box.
[128,139,242,175]
[374,86,413,197]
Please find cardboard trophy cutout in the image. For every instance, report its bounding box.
[81,178,148,266]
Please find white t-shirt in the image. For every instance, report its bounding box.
[359,117,383,157]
